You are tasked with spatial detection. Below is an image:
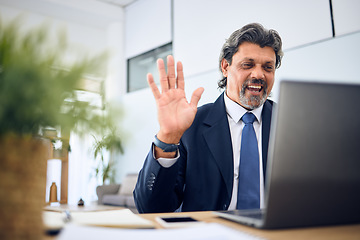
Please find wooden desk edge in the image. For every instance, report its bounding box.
[139,211,360,240]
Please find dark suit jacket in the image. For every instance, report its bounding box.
[134,92,274,213]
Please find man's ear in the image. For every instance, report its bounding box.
[221,59,229,77]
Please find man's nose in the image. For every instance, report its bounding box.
[250,65,265,80]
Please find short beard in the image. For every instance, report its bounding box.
[239,78,268,110]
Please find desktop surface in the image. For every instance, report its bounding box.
[140,211,360,240]
[44,209,360,239]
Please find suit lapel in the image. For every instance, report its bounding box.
[202,93,234,200]
[261,100,274,181]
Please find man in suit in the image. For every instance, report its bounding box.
[134,23,283,213]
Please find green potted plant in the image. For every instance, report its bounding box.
[92,128,124,185]
[0,17,114,239]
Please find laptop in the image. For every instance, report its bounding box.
[214,80,360,229]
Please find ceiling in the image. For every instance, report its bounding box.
[0,0,137,28]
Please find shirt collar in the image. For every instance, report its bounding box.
[224,93,263,124]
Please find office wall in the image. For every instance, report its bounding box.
[116,0,360,181]
[125,0,172,59]
[332,0,360,36]
[173,0,332,78]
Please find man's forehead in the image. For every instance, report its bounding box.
[241,57,275,63]
[235,43,276,62]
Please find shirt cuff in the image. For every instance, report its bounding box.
[152,143,180,168]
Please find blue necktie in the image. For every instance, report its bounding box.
[237,112,260,209]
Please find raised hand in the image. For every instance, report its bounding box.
[147,55,204,154]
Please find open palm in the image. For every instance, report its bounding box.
[147,55,204,144]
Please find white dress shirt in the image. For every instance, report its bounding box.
[224,93,265,210]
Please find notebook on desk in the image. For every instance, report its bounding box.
[214,80,360,229]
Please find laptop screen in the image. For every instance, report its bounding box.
[263,80,360,228]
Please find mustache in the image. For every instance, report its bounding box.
[245,78,265,86]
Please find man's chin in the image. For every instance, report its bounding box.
[239,95,266,110]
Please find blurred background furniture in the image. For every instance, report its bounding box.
[96,173,138,212]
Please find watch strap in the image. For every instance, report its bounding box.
[154,135,180,152]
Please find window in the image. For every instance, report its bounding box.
[127,43,172,92]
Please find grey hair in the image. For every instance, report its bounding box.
[218,23,283,89]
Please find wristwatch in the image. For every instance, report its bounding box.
[154,135,180,152]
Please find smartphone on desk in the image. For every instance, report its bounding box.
[155,216,203,228]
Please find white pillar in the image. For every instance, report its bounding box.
[105,18,126,103]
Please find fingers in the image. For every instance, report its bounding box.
[148,57,204,110]
[151,55,186,94]
[167,55,176,89]
[176,60,185,90]
[158,58,169,93]
[147,73,161,100]
[190,87,204,109]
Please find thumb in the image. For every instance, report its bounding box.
[190,87,204,109]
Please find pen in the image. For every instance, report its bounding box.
[64,210,72,223]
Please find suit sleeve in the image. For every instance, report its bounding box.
[133,144,186,213]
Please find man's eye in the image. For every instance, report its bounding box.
[264,65,274,72]
[241,62,253,69]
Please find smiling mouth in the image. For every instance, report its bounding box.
[246,85,263,93]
